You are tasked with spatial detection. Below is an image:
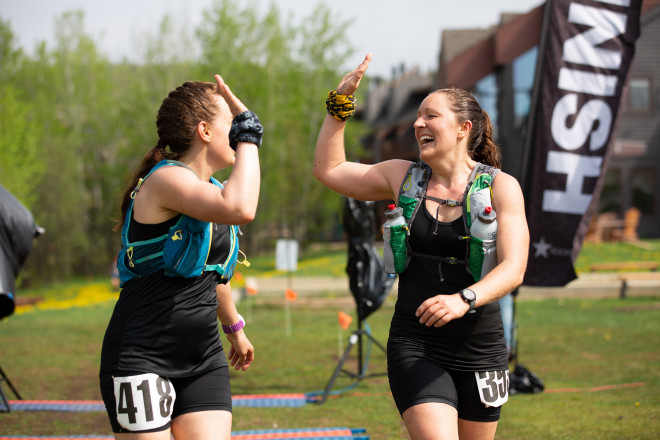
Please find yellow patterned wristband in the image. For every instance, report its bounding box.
[326,90,356,121]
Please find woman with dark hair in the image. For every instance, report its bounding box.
[100,74,262,440]
[314,54,529,440]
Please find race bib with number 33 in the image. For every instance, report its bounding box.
[475,370,509,408]
[113,373,176,431]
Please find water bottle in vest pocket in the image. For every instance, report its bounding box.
[383,204,408,274]
[468,188,498,281]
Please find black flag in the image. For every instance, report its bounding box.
[0,185,43,319]
[523,0,642,286]
[343,198,395,321]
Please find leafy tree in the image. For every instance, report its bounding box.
[0,20,44,208]
[196,0,359,254]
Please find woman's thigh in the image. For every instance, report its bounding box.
[171,410,232,440]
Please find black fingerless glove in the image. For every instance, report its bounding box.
[229,110,263,150]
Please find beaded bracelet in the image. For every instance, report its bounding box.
[326,90,356,121]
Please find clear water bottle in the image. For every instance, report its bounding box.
[471,206,497,241]
[471,206,498,279]
[383,204,407,274]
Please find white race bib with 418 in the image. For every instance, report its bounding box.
[113,373,176,431]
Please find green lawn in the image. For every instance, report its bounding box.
[1,239,659,438]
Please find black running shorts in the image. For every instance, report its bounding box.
[100,366,232,433]
[388,360,505,422]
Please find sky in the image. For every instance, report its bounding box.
[1,0,545,78]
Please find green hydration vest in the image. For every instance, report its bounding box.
[117,160,241,287]
[393,161,499,282]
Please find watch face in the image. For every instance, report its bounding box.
[462,289,476,301]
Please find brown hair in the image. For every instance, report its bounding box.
[432,87,502,168]
[117,81,220,229]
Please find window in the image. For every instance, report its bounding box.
[631,167,656,215]
[513,47,538,130]
[624,78,651,113]
[473,73,498,139]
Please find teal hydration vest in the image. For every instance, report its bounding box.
[117,160,241,287]
[392,161,499,282]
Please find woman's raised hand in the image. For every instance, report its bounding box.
[336,53,372,96]
[215,74,248,117]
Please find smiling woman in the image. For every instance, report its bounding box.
[313,54,529,440]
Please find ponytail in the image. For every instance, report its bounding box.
[115,143,178,231]
[470,109,501,169]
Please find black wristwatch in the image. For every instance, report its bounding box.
[459,288,477,314]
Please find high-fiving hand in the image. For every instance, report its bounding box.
[336,53,373,96]
[215,74,248,118]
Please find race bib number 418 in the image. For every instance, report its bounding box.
[113,373,176,431]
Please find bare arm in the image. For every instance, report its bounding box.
[471,172,529,304]
[216,282,254,371]
[313,53,407,202]
[212,74,260,222]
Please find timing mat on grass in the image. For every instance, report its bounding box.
[0,428,369,440]
[0,394,308,412]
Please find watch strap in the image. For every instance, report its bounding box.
[222,313,245,334]
[460,289,476,314]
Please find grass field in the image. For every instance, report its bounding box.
[1,240,659,438]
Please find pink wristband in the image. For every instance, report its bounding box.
[222,314,245,334]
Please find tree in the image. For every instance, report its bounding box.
[0,20,44,209]
[196,0,359,253]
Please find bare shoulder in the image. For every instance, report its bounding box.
[333,158,413,202]
[375,159,414,196]
[492,171,526,214]
[145,164,201,195]
[377,159,413,179]
[492,170,523,194]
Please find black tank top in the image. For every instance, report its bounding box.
[100,215,231,377]
[388,203,507,371]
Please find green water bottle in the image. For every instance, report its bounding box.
[383,204,407,274]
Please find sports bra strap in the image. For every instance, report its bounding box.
[424,194,464,207]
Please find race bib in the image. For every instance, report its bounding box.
[475,370,509,408]
[113,373,176,431]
